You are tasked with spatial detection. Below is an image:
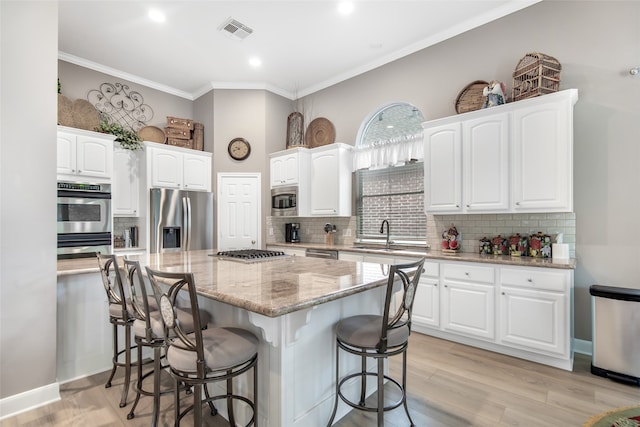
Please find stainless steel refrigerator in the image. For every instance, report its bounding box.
[150,188,213,253]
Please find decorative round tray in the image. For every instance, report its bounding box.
[72,99,100,131]
[138,126,165,143]
[455,80,488,114]
[305,117,335,148]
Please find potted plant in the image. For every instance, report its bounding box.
[96,120,142,150]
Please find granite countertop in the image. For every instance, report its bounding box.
[125,250,389,317]
[267,242,577,270]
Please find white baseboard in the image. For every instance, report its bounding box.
[574,338,592,356]
[0,382,60,421]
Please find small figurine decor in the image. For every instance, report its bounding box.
[441,224,460,254]
[482,80,507,108]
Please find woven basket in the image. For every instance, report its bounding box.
[512,52,561,102]
[57,94,74,126]
[455,81,488,114]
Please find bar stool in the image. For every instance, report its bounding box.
[326,258,425,427]
[97,253,136,408]
[123,259,212,425]
[145,267,259,426]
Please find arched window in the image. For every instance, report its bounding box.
[354,103,426,244]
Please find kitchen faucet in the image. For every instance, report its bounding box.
[380,219,392,249]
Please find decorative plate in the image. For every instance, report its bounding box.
[305,117,335,148]
[138,126,166,143]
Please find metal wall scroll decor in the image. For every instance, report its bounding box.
[87,82,154,132]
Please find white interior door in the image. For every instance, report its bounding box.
[217,173,261,251]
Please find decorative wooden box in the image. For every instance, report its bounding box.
[167,138,194,149]
[166,116,194,130]
[512,52,561,102]
[164,127,191,140]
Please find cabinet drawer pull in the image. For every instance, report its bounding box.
[465,272,470,276]
[466,204,470,208]
[515,202,520,206]
[527,278,533,282]
[502,291,505,295]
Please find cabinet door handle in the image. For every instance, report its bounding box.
[515,202,520,206]
[465,272,470,276]
[466,204,470,208]
[455,204,460,208]
[502,292,506,295]
[527,278,533,282]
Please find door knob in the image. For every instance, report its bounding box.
[251,240,256,245]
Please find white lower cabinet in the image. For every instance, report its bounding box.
[441,263,495,340]
[412,261,440,329]
[499,266,570,357]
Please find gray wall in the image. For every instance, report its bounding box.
[299,1,640,341]
[1,1,59,399]
[58,61,194,131]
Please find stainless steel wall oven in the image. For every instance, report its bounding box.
[57,181,112,258]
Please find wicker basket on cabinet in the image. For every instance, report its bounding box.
[512,52,561,102]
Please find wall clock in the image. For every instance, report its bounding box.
[228,137,251,160]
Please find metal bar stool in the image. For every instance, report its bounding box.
[145,267,259,426]
[124,259,213,425]
[326,258,426,427]
[97,253,136,408]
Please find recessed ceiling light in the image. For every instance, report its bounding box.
[249,57,262,67]
[338,2,354,15]
[148,9,165,23]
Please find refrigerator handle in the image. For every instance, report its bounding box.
[185,196,192,251]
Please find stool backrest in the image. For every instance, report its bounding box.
[379,257,426,352]
[97,253,130,321]
[145,267,207,377]
[123,259,155,340]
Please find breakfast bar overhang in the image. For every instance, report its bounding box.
[130,249,392,427]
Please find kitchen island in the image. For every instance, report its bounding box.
[127,249,392,427]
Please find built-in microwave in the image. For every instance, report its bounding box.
[271,185,298,216]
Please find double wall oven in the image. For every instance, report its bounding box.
[57,181,112,258]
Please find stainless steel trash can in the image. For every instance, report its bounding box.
[590,284,640,385]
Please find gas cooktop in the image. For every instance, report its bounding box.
[211,249,289,263]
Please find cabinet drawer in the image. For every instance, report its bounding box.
[500,268,569,292]
[443,263,494,284]
[423,261,439,278]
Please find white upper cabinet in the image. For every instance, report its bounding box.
[512,93,575,212]
[270,149,309,187]
[113,146,140,216]
[146,143,211,192]
[463,113,510,212]
[423,123,462,212]
[57,127,115,182]
[423,89,577,215]
[310,143,353,216]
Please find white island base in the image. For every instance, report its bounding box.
[197,285,386,427]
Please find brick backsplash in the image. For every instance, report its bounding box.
[427,213,576,257]
[267,212,575,258]
[266,216,356,246]
[114,217,142,246]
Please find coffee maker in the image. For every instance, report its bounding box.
[285,223,300,243]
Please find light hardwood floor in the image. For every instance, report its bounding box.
[3,333,639,426]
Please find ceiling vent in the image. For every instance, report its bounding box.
[219,17,253,40]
